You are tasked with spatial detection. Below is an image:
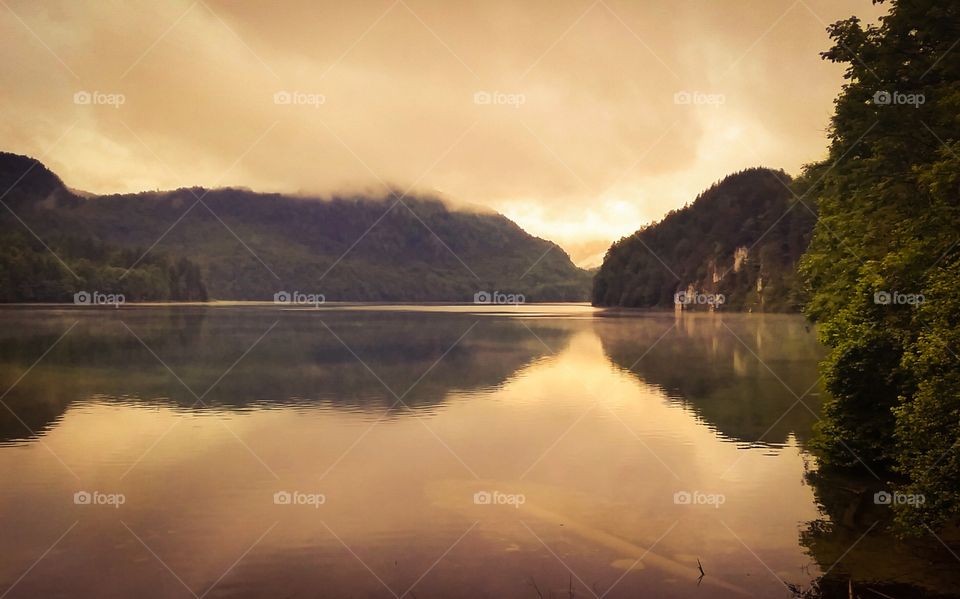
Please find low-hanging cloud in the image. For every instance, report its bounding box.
[0,0,883,265]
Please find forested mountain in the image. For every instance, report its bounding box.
[592,167,814,311]
[0,155,208,302]
[0,152,590,302]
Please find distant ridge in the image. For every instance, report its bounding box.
[0,152,591,302]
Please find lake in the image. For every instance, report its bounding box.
[0,305,956,598]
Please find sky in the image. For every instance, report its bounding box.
[0,0,885,266]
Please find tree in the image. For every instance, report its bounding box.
[800,0,960,530]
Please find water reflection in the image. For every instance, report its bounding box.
[0,305,956,598]
[797,468,960,597]
[0,306,574,443]
[595,312,825,447]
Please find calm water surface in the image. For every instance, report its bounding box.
[0,305,956,598]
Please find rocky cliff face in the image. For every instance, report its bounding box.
[592,167,814,311]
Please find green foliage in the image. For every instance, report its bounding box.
[0,231,208,302]
[893,262,960,530]
[593,168,814,311]
[800,0,960,531]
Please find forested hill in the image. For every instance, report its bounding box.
[592,168,814,311]
[0,152,590,302]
